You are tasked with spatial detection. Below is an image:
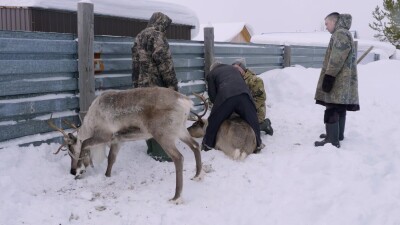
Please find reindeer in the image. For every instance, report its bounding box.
[188,94,257,160]
[47,87,203,203]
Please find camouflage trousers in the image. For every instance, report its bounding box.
[256,103,266,123]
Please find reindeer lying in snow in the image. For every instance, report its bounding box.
[48,87,203,203]
[188,94,257,160]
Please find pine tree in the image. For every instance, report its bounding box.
[369,0,400,49]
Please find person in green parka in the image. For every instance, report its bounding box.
[131,12,178,162]
[232,59,274,136]
[314,12,360,148]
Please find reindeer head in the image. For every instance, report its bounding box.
[47,116,90,178]
[187,93,209,138]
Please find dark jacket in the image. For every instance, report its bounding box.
[132,12,178,91]
[315,14,360,111]
[207,64,255,111]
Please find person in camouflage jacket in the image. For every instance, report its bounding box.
[131,12,178,162]
[233,59,274,136]
[132,12,178,91]
[314,12,360,148]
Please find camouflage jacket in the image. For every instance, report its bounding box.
[132,12,178,91]
[243,69,266,122]
[314,14,360,111]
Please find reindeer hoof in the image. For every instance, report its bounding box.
[169,197,184,205]
[191,169,205,181]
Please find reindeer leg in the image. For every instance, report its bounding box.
[74,135,111,178]
[154,135,184,204]
[171,151,183,204]
[81,135,110,151]
[105,143,120,177]
[180,133,203,181]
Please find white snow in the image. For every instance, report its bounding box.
[392,49,400,59]
[192,22,254,42]
[0,0,200,36]
[78,0,92,3]
[1,59,400,225]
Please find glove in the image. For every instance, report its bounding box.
[322,74,335,93]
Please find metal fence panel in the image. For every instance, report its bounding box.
[0,31,79,145]
[0,79,77,96]
[0,114,80,142]
[0,95,78,119]
[0,30,287,145]
[214,42,284,74]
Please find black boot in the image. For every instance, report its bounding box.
[260,118,273,136]
[253,143,265,154]
[319,114,346,141]
[201,142,212,151]
[315,122,340,148]
[338,114,346,141]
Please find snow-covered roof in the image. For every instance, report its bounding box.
[0,0,199,36]
[192,22,253,42]
[251,32,397,59]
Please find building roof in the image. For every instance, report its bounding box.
[192,22,254,42]
[0,0,200,36]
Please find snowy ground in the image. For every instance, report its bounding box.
[1,59,400,225]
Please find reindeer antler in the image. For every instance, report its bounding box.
[62,119,79,134]
[62,119,78,129]
[192,92,209,119]
[53,143,67,155]
[47,114,68,137]
[47,114,76,155]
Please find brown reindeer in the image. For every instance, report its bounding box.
[188,93,257,160]
[48,87,203,204]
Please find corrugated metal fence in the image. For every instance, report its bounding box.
[286,45,380,68]
[0,31,79,145]
[289,45,327,68]
[0,30,380,145]
[214,42,283,74]
[0,30,285,145]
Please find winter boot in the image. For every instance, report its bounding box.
[260,118,274,136]
[201,142,212,151]
[338,114,346,140]
[315,122,340,148]
[146,138,172,162]
[253,142,266,154]
[319,114,346,141]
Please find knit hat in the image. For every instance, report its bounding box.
[232,58,247,71]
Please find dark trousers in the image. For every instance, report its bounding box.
[324,104,347,124]
[203,94,261,148]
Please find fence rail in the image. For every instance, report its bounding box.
[214,42,284,74]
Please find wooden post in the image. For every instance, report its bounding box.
[283,45,291,67]
[204,27,215,79]
[78,1,95,121]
